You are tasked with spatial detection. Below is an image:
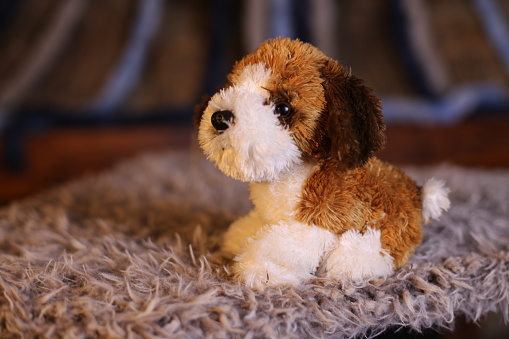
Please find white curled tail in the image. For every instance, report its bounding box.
[422,178,450,223]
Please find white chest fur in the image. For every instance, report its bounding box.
[248,163,317,224]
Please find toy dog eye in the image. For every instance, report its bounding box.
[274,102,292,118]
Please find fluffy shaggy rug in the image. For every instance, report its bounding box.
[1,151,508,338]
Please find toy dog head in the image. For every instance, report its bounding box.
[196,38,386,182]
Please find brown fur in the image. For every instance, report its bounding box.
[297,157,423,268]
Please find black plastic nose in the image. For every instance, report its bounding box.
[211,110,234,132]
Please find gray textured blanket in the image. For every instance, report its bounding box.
[1,151,508,338]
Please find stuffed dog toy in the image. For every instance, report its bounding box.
[196,38,450,288]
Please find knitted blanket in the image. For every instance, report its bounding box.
[1,151,508,338]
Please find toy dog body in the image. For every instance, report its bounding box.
[197,38,450,288]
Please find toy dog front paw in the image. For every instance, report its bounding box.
[225,222,336,288]
[317,227,394,282]
[231,256,311,289]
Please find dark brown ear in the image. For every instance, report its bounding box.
[193,94,211,127]
[320,59,386,170]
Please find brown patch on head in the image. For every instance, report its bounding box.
[221,38,386,168]
[229,38,330,161]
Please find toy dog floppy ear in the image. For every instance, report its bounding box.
[319,59,386,170]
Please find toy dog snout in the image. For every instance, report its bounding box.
[211,110,234,132]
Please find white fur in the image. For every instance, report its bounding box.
[232,221,337,289]
[221,210,265,255]
[198,63,302,182]
[222,163,317,254]
[318,227,395,282]
[422,178,451,222]
[249,163,318,223]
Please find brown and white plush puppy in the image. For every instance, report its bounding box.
[196,38,450,288]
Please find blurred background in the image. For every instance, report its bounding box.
[1,0,509,202]
[0,0,508,337]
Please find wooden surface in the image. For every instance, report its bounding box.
[380,115,509,167]
[1,116,509,203]
[0,124,193,203]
